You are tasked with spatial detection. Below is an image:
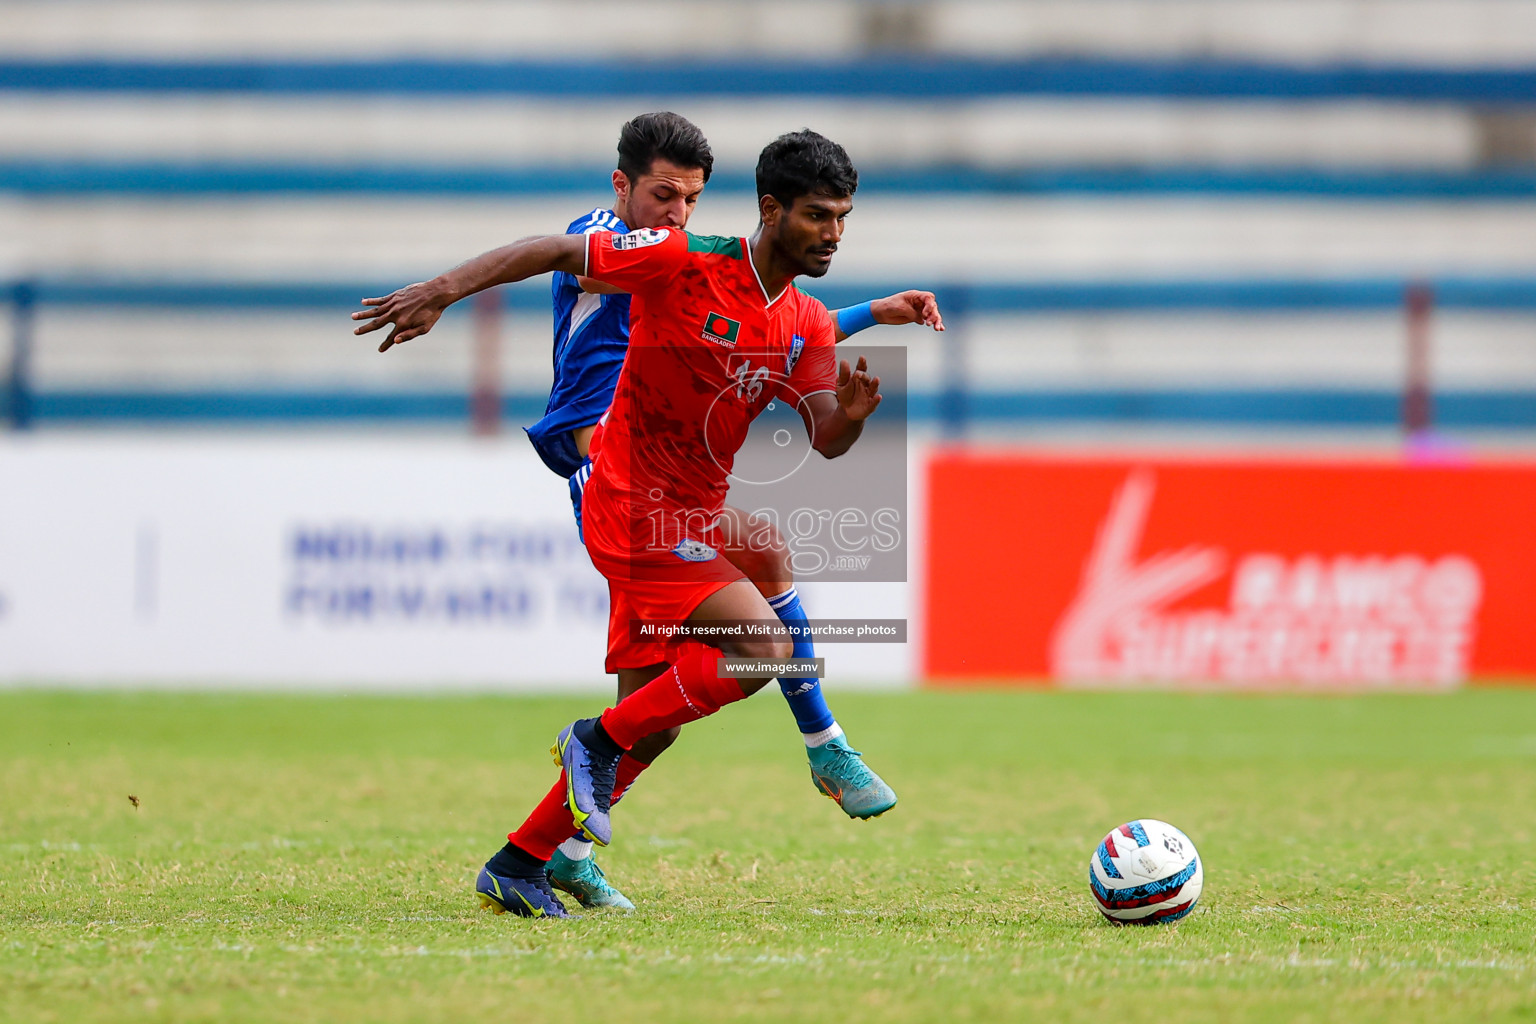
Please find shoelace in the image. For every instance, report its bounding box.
[582,748,620,812]
[819,742,876,788]
[573,859,613,888]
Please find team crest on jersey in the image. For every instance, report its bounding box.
[701,311,742,347]
[612,228,669,251]
[787,334,806,375]
[672,539,719,562]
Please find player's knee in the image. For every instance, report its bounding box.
[734,677,772,697]
[719,634,794,662]
[737,635,792,660]
[617,664,669,701]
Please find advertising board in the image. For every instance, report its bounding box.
[926,453,1536,687]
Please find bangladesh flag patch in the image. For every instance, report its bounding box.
[701,311,741,347]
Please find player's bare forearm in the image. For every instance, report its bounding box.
[809,404,866,459]
[351,234,587,352]
[803,356,882,458]
[436,236,587,302]
[832,290,944,343]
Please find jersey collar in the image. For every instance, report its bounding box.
[745,238,791,309]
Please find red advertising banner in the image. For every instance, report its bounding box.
[925,453,1536,687]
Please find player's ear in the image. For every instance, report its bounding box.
[758,194,781,227]
[612,169,631,204]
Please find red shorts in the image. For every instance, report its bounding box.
[585,478,745,674]
[604,585,668,672]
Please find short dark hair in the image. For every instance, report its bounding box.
[755,130,858,208]
[616,112,713,183]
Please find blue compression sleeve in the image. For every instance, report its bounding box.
[834,301,877,337]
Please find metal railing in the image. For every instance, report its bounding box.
[7,275,1536,435]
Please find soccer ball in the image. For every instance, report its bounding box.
[1088,819,1203,924]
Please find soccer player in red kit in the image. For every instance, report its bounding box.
[356,130,890,917]
[358,114,939,913]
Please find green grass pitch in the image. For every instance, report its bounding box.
[3,688,1534,1023]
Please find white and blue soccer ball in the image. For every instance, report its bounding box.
[1089,819,1203,925]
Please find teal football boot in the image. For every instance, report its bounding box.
[807,739,898,819]
[547,849,636,911]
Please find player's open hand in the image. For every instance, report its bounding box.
[836,355,882,421]
[351,280,451,352]
[872,290,944,331]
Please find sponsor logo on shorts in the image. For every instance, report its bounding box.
[612,228,669,251]
[672,539,719,562]
[701,311,742,347]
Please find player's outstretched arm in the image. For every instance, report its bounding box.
[800,355,882,460]
[351,234,587,352]
[832,290,944,343]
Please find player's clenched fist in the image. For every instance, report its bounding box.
[351,280,453,352]
[836,355,882,421]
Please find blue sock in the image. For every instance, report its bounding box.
[767,587,837,738]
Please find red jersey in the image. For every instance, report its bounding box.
[581,227,839,527]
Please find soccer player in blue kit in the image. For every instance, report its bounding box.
[362,112,943,911]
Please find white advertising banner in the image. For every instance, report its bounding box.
[0,436,912,689]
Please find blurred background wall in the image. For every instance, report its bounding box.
[1,1,1534,687]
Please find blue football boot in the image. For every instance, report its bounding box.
[808,739,898,819]
[474,865,570,918]
[547,849,636,911]
[551,718,622,846]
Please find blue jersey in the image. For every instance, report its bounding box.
[523,207,633,477]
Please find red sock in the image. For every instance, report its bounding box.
[600,647,741,750]
[510,753,659,858]
[609,753,651,807]
[507,774,575,862]
[510,652,728,859]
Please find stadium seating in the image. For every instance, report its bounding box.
[2,0,1534,431]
